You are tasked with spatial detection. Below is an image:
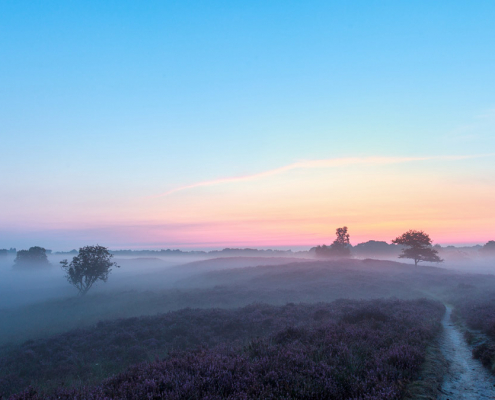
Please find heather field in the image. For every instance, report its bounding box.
[449,287,495,370]
[2,257,495,399]
[4,299,444,399]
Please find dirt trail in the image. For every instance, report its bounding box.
[438,306,495,399]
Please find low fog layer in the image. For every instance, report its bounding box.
[0,248,494,347]
[0,253,314,309]
[1,244,494,310]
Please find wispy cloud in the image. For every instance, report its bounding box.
[151,154,492,198]
[445,106,495,142]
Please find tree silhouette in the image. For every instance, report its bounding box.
[60,245,119,295]
[14,246,50,267]
[330,226,351,257]
[480,240,495,255]
[392,230,442,266]
[315,226,351,258]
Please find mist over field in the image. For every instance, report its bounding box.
[1,244,495,398]
[1,232,495,398]
[0,243,493,346]
[3,0,495,398]
[1,244,494,311]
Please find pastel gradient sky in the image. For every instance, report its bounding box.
[1,1,495,250]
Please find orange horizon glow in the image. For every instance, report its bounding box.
[5,154,492,250]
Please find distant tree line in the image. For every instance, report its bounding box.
[5,239,495,263]
[311,227,444,265]
[0,248,17,257]
[480,240,495,254]
[53,249,78,255]
[313,226,352,258]
[106,248,299,257]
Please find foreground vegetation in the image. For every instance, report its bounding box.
[450,287,495,371]
[2,257,495,398]
[4,299,444,399]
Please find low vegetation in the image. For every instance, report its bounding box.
[4,299,444,399]
[2,251,495,398]
[450,287,495,371]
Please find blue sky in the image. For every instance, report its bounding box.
[1,1,494,249]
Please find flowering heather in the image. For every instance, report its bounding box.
[451,290,495,337]
[2,303,336,396]
[5,299,444,399]
[450,288,495,368]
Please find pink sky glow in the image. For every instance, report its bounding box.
[4,155,493,250]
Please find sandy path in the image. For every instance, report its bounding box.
[438,306,495,399]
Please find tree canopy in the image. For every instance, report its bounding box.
[392,230,442,266]
[14,246,50,268]
[315,226,351,258]
[60,245,119,295]
[480,240,495,255]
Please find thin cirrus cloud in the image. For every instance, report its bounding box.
[151,154,489,198]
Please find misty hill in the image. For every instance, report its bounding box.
[171,256,313,275]
[2,257,494,346]
[175,258,464,295]
[114,257,172,267]
[95,257,309,292]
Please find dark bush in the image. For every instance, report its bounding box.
[473,342,495,368]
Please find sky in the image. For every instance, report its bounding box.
[1,1,495,250]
